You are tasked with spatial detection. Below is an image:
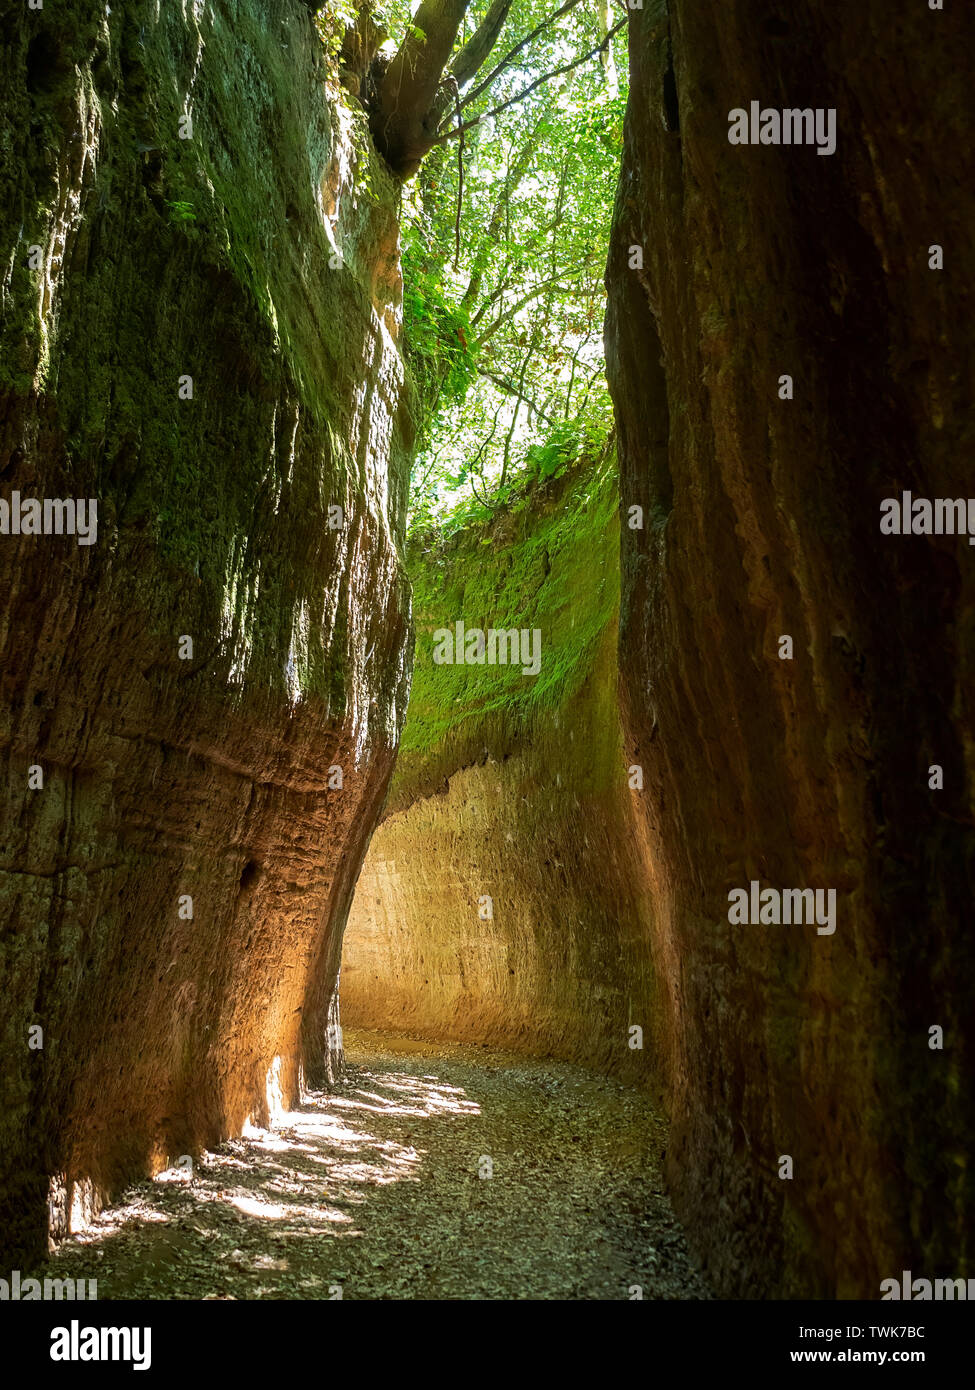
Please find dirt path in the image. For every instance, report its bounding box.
[50,1031,711,1301]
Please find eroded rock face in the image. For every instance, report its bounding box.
[605,1,975,1295]
[342,461,661,1081]
[0,1,411,1263]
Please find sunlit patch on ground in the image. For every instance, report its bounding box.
[48,1033,709,1300]
[49,1050,483,1297]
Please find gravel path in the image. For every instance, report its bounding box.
[50,1031,711,1300]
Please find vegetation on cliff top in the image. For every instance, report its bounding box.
[395,4,626,533]
[318,1,626,535]
[392,447,619,810]
[323,4,629,792]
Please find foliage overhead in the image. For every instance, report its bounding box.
[324,1,628,534]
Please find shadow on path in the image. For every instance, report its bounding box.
[50,1031,711,1300]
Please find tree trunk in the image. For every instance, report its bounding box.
[370,0,471,177]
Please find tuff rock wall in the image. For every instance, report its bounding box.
[605,0,975,1296]
[342,458,662,1080]
[0,0,412,1265]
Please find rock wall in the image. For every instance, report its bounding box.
[605,0,975,1295]
[342,458,662,1080]
[0,0,412,1265]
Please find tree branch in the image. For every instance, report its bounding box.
[469,272,514,329]
[450,0,514,89]
[448,77,465,270]
[460,117,546,309]
[370,0,472,177]
[432,18,627,148]
[479,368,557,425]
[457,0,587,112]
[475,261,598,347]
[468,472,499,510]
[500,338,538,487]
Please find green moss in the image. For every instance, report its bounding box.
[0,1,410,715]
[392,451,620,805]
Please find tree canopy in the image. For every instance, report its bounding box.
[321,1,628,534]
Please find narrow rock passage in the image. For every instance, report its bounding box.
[51,1032,710,1301]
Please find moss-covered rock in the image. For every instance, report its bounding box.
[0,0,412,1264]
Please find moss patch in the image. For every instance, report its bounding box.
[391,451,620,808]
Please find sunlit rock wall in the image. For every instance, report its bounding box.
[342,459,663,1082]
[605,0,975,1296]
[0,0,412,1264]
